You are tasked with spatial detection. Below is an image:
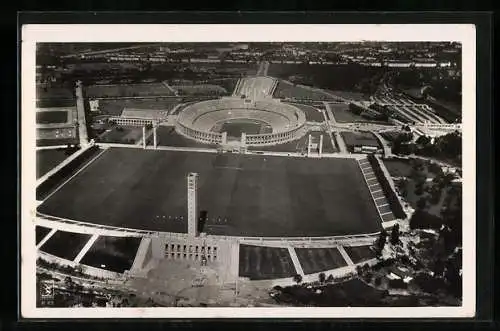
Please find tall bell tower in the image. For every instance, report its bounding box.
[187,173,199,237]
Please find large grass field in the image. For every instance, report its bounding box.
[38,148,381,237]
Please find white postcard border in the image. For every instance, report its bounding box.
[21,23,476,318]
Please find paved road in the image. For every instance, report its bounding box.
[75,81,89,147]
[323,101,337,124]
[372,131,393,157]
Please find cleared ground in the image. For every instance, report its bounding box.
[295,247,348,274]
[39,230,92,261]
[239,245,296,280]
[36,111,69,125]
[38,148,381,237]
[343,245,376,264]
[80,236,141,273]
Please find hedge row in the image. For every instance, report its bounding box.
[36,145,101,200]
[367,154,406,219]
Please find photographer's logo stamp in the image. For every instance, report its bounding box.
[39,280,55,306]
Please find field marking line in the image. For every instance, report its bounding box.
[287,246,305,276]
[371,189,382,194]
[377,203,389,208]
[36,228,58,250]
[73,233,100,264]
[41,148,108,202]
[368,183,380,187]
[379,211,393,216]
[337,246,355,266]
[374,196,386,201]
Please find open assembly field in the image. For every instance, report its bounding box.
[37,148,77,179]
[239,245,296,280]
[80,236,142,273]
[38,148,381,237]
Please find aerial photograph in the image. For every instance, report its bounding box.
[33,41,463,308]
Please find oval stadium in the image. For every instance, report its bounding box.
[176,97,307,146]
